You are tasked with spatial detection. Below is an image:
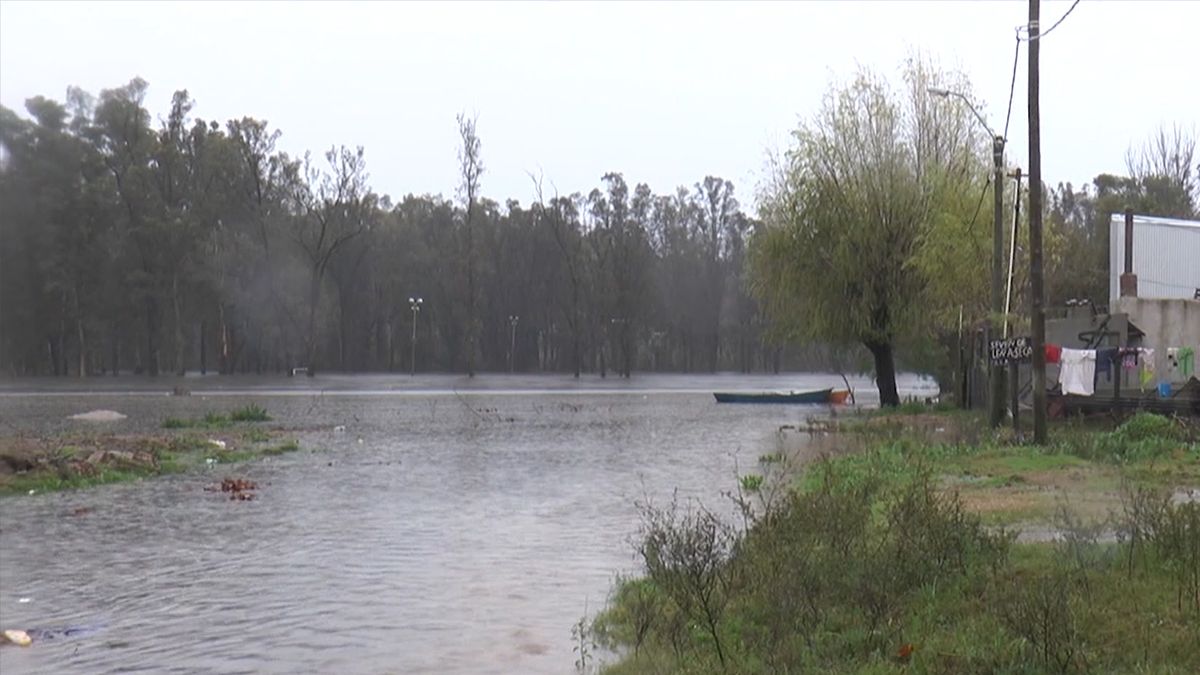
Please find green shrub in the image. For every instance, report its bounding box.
[1089,413,1185,462]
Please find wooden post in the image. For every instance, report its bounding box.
[1028,0,1048,444]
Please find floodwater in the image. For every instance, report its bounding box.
[0,373,935,674]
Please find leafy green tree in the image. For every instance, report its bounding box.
[750,61,991,405]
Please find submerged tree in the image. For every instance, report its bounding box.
[750,59,991,405]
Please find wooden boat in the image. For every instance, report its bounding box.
[829,389,851,404]
[713,388,833,404]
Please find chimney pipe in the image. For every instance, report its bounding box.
[1120,208,1138,298]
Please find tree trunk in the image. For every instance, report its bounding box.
[144,295,160,376]
[110,329,120,376]
[172,273,185,375]
[865,339,900,407]
[218,303,230,374]
[305,275,320,371]
[77,318,87,378]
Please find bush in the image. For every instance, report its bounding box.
[1064,413,1189,463]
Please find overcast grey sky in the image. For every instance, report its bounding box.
[2,0,1197,206]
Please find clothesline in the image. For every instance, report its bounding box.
[1045,344,1196,397]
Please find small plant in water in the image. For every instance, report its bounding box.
[230,403,271,422]
[739,474,764,493]
[572,605,596,674]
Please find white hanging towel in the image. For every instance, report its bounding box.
[1060,348,1096,396]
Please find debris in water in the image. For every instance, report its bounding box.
[2,629,31,646]
[68,410,127,422]
[206,477,258,501]
[17,598,31,604]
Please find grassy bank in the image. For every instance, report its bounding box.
[592,412,1200,674]
[0,406,301,495]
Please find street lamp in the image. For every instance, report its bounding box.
[508,315,519,373]
[929,87,1007,428]
[409,297,423,376]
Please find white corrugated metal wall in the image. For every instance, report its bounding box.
[1109,214,1200,305]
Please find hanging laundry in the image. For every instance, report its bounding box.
[1118,348,1137,369]
[1167,347,1195,380]
[1095,347,1119,382]
[1045,343,1062,364]
[1060,348,1097,396]
[1138,348,1155,390]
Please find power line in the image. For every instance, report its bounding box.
[1003,31,1021,141]
[1019,0,1082,41]
[967,175,993,233]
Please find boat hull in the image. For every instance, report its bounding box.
[713,388,832,404]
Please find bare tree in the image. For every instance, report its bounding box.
[1126,123,1198,216]
[457,113,484,376]
[292,145,376,372]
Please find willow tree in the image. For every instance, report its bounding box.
[750,60,990,405]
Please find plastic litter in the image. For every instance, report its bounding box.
[333,425,347,433]
[207,439,227,450]
[2,629,31,646]
[17,598,31,604]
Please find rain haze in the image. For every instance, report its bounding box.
[3,0,1197,203]
[4,2,1200,673]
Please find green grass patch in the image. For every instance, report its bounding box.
[1,426,301,496]
[230,403,271,422]
[261,438,300,456]
[1,466,151,494]
[242,427,272,443]
[161,404,272,430]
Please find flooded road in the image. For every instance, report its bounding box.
[0,373,934,674]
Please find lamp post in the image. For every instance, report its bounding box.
[929,87,1006,428]
[409,297,423,376]
[508,315,519,373]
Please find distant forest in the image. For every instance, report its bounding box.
[2,78,1194,378]
[0,78,784,377]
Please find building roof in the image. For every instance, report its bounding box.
[1110,213,1200,230]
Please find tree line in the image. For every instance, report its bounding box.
[3,72,1194,391]
[0,78,779,377]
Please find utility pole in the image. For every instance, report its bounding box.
[508,315,519,373]
[1007,168,1023,433]
[927,87,1006,424]
[990,134,1006,428]
[409,296,423,377]
[1028,0,1048,443]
